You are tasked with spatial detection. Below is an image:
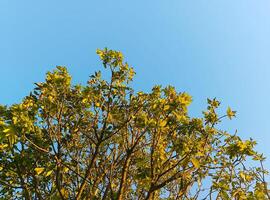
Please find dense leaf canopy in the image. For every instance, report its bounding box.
[0,49,269,199]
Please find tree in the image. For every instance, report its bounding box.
[0,48,269,199]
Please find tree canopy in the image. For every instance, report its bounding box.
[0,48,269,199]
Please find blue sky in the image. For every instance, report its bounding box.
[1,1,270,168]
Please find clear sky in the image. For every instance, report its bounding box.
[1,1,270,168]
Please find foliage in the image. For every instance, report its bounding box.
[0,48,269,199]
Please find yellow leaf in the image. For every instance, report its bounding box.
[63,167,69,173]
[45,170,53,177]
[60,188,69,198]
[0,144,8,149]
[176,114,187,122]
[35,167,45,175]
[0,119,4,126]
[12,116,18,125]
[164,105,170,111]
[159,120,167,127]
[152,104,158,109]
[227,107,236,120]
[191,158,200,168]
[3,128,10,133]
[95,102,101,107]
[48,95,53,102]
[82,98,88,104]
[245,174,252,182]
[196,151,204,157]
[178,93,192,106]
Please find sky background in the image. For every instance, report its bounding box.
[0,1,270,169]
